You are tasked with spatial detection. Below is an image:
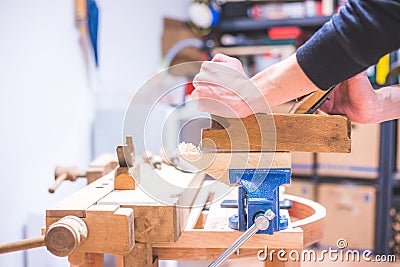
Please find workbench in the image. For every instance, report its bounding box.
[45,159,326,267]
[0,112,351,266]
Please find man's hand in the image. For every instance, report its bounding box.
[192,54,270,118]
[319,72,377,123]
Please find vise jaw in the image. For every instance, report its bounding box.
[230,168,291,234]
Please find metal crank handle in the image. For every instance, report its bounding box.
[209,209,275,267]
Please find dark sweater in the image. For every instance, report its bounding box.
[296,0,400,90]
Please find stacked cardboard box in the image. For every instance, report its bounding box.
[284,179,316,201]
[317,123,380,179]
[318,183,376,250]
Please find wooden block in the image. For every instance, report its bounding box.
[182,151,291,184]
[114,174,135,190]
[121,243,153,267]
[202,114,351,153]
[76,253,104,267]
[114,166,136,190]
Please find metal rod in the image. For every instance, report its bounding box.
[209,212,272,267]
[375,120,397,254]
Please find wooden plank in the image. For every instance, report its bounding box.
[46,171,116,218]
[202,114,351,153]
[153,229,303,260]
[182,152,291,184]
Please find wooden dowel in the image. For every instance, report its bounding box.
[0,236,45,254]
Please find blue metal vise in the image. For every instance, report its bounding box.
[229,168,291,234]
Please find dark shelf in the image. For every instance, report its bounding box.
[216,16,331,32]
[292,174,378,185]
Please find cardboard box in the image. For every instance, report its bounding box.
[291,152,314,176]
[317,123,380,179]
[318,183,376,249]
[284,179,316,201]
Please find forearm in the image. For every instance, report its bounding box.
[371,85,400,123]
[297,0,400,90]
[250,54,319,107]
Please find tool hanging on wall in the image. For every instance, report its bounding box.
[87,0,99,67]
[75,0,99,67]
[188,0,220,36]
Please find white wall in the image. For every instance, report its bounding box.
[94,0,190,156]
[0,0,189,266]
[0,0,93,266]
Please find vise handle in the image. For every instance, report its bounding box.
[209,209,275,267]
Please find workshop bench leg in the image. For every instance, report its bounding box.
[70,253,104,267]
[117,243,158,267]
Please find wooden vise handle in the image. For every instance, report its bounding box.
[0,236,45,254]
[0,216,87,256]
[45,216,88,257]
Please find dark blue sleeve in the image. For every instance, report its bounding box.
[296,0,400,90]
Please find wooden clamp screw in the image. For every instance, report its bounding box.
[48,166,87,193]
[45,216,88,257]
